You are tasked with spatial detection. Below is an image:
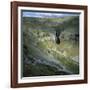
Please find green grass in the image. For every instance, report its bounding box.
[22,16,79,76]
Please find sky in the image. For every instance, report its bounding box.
[22,11,80,18]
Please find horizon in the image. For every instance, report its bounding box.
[22,11,80,18]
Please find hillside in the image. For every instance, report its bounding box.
[22,16,79,77]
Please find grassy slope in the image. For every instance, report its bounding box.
[22,16,79,77]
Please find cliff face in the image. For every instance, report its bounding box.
[22,16,79,77]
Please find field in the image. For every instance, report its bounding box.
[21,13,79,77]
